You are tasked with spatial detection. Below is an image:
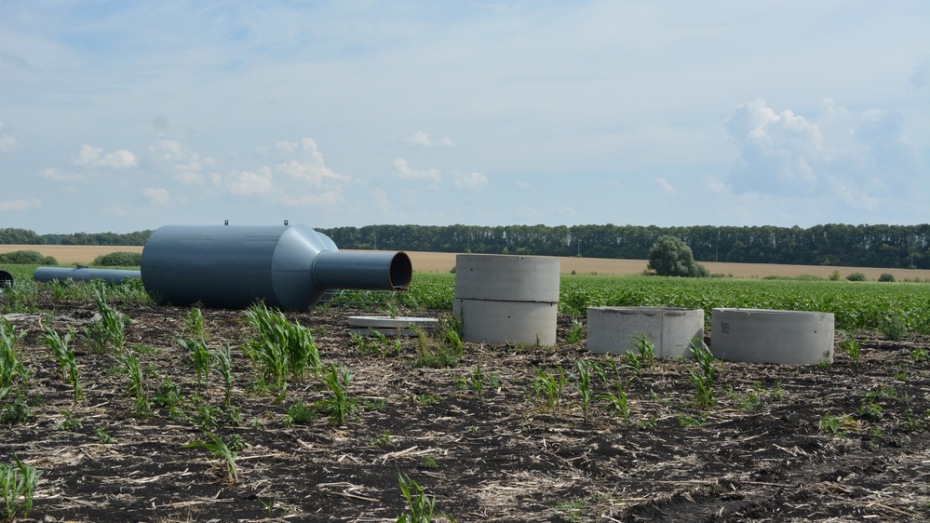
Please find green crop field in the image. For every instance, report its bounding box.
[394,273,930,335]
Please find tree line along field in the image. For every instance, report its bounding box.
[3,244,930,281]
[1,271,930,521]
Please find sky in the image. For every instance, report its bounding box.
[1,1,928,235]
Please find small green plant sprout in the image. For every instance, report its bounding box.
[174,336,211,389]
[0,455,41,521]
[630,333,655,366]
[1,318,27,393]
[41,323,83,403]
[688,339,716,410]
[820,411,861,436]
[620,351,643,382]
[84,288,128,352]
[396,472,444,523]
[181,431,238,483]
[95,425,114,443]
[59,409,82,431]
[913,349,929,363]
[532,367,568,413]
[284,399,316,426]
[677,413,708,427]
[185,306,205,338]
[838,332,863,366]
[371,430,393,446]
[118,349,151,418]
[419,454,439,470]
[467,364,485,399]
[597,383,630,423]
[320,364,357,426]
[574,361,593,422]
[214,343,234,406]
[565,321,585,344]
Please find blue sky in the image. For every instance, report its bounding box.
[1,1,928,234]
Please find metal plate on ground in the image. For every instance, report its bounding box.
[347,316,439,336]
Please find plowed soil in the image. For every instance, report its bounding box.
[2,291,929,522]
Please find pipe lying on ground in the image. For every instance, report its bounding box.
[33,224,413,311]
[33,267,141,285]
[0,270,14,287]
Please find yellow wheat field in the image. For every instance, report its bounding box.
[2,245,928,281]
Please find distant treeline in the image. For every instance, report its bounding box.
[0,228,153,246]
[318,223,930,270]
[2,223,929,269]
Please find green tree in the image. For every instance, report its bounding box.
[647,236,708,277]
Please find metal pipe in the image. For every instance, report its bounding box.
[0,270,14,288]
[33,267,141,285]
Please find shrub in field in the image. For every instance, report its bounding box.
[647,236,709,278]
[0,250,56,265]
[878,273,895,283]
[846,272,867,282]
[91,251,142,266]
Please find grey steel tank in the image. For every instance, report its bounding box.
[140,224,411,311]
[33,224,412,311]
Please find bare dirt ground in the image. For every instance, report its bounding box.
[2,290,929,522]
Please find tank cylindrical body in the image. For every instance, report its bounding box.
[141,225,411,311]
[0,270,14,288]
[33,267,141,285]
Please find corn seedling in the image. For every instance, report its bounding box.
[598,383,630,422]
[371,430,393,446]
[532,367,568,413]
[185,306,205,338]
[320,363,357,425]
[688,340,716,410]
[174,336,211,389]
[419,454,439,470]
[467,365,485,399]
[574,361,593,422]
[396,473,442,523]
[95,425,114,443]
[59,409,82,431]
[630,333,655,366]
[245,304,321,389]
[0,456,40,521]
[42,325,83,402]
[214,343,234,406]
[839,332,863,366]
[118,350,151,418]
[0,318,27,395]
[565,321,585,344]
[820,411,861,435]
[621,351,643,382]
[181,431,238,483]
[84,288,127,352]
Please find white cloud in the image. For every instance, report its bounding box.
[142,187,170,205]
[73,144,136,168]
[656,177,676,194]
[273,137,322,154]
[515,181,533,189]
[453,172,488,190]
[0,198,41,212]
[725,99,924,199]
[404,131,456,148]
[39,168,84,182]
[0,120,16,152]
[280,191,344,207]
[392,158,442,183]
[150,140,208,183]
[224,167,274,196]
[277,158,348,184]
